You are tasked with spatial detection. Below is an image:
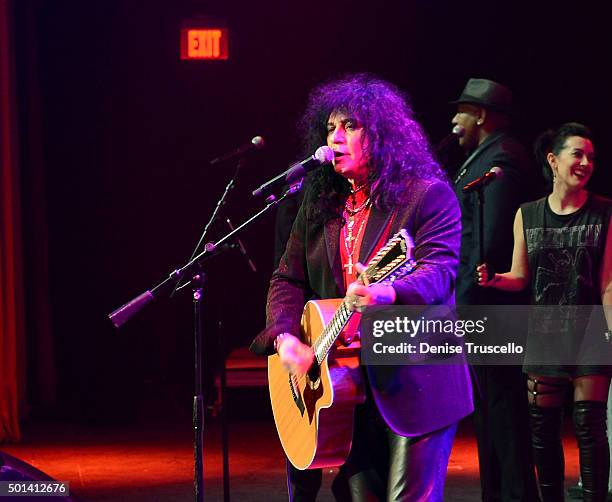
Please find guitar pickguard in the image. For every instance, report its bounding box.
[303,375,324,424]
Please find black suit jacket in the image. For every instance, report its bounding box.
[453,130,536,306]
[251,177,473,436]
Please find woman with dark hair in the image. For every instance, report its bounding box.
[251,74,473,501]
[477,123,612,501]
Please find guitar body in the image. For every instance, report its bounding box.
[268,299,365,469]
[268,230,415,470]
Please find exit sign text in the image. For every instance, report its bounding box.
[181,28,229,60]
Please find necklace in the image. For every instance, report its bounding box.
[350,182,368,195]
[345,196,371,216]
[343,202,370,275]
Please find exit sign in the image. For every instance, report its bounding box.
[181,28,229,60]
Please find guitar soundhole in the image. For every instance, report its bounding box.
[307,363,320,383]
[303,365,323,424]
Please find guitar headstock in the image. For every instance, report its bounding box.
[362,229,415,285]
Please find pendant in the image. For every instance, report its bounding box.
[344,255,353,274]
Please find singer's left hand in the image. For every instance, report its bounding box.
[346,263,397,312]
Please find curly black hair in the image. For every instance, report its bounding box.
[298,73,445,223]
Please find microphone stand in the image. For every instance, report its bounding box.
[477,185,485,265]
[108,181,303,502]
[192,272,205,502]
[169,158,252,501]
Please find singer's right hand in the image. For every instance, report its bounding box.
[276,333,314,376]
[476,263,495,287]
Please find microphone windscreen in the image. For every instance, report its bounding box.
[452,125,465,138]
[251,136,265,149]
[314,146,335,164]
[490,166,503,178]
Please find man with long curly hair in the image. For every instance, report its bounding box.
[251,74,473,501]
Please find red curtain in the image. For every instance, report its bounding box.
[0,0,23,442]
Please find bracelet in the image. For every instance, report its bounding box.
[605,329,612,343]
[274,333,292,352]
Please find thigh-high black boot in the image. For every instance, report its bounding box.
[574,401,610,502]
[529,403,565,501]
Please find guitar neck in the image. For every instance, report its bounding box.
[311,229,415,364]
[312,299,353,364]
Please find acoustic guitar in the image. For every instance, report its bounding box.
[268,229,415,469]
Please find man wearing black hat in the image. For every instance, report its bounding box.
[451,78,540,501]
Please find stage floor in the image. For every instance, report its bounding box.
[1,412,580,502]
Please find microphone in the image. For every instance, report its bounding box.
[436,125,465,154]
[452,124,465,137]
[252,146,335,197]
[462,166,503,193]
[210,136,265,165]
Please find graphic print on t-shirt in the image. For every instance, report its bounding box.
[526,224,601,305]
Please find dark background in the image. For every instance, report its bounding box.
[12,0,611,423]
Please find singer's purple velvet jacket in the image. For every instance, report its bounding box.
[251,176,473,436]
